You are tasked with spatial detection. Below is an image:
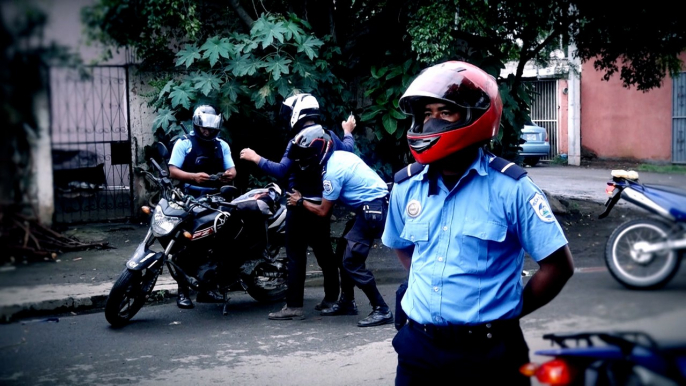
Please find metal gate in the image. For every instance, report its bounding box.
[50,65,133,223]
[673,72,686,164]
[526,80,559,160]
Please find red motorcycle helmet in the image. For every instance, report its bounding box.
[399,61,502,164]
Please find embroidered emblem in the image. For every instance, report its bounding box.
[406,200,421,218]
[529,193,555,223]
[323,180,333,194]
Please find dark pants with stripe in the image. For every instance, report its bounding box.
[284,206,340,307]
[337,197,388,307]
[393,318,531,385]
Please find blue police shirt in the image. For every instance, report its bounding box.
[168,134,235,170]
[322,151,387,209]
[381,148,568,326]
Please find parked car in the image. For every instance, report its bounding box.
[519,123,550,166]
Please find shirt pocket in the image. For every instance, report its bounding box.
[400,222,429,247]
[460,221,507,273]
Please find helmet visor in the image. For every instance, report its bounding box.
[193,113,222,129]
[399,65,491,115]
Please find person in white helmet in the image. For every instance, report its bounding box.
[168,104,237,309]
[239,93,357,320]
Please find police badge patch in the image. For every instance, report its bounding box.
[529,193,555,223]
[323,180,333,194]
[406,200,421,218]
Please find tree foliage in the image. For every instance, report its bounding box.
[81,0,686,184]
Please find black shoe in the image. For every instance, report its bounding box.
[314,299,337,311]
[321,299,359,316]
[357,306,393,327]
[177,292,194,309]
[196,290,224,303]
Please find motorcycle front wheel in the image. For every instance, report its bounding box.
[105,266,161,327]
[605,218,681,289]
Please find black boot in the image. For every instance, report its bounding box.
[176,286,194,309]
[357,305,393,327]
[321,295,358,316]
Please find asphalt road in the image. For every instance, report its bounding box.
[1,269,685,386]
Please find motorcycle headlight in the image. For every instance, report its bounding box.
[151,205,182,237]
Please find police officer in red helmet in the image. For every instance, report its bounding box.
[382,61,575,385]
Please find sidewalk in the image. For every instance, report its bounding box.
[0,215,407,323]
[1,163,683,323]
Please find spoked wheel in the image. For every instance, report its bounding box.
[246,260,288,303]
[105,267,161,327]
[605,218,681,289]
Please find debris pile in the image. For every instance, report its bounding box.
[0,212,110,263]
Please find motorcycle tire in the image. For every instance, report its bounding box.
[105,267,161,327]
[246,262,288,303]
[605,218,681,290]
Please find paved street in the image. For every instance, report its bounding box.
[1,270,685,386]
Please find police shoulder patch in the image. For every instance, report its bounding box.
[529,193,555,223]
[323,180,333,194]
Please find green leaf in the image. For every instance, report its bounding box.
[360,105,385,121]
[389,108,406,120]
[371,66,389,79]
[152,108,177,130]
[191,72,221,96]
[297,35,323,60]
[220,79,241,102]
[169,83,196,109]
[251,84,271,109]
[157,80,174,101]
[385,66,403,80]
[382,113,398,135]
[175,44,201,68]
[265,56,291,81]
[229,54,261,76]
[200,36,232,67]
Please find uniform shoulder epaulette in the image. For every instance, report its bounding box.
[393,162,424,184]
[488,156,527,180]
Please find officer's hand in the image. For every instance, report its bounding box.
[193,172,210,184]
[240,148,260,164]
[219,172,233,183]
[286,190,302,206]
[342,114,356,135]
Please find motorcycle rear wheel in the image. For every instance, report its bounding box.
[605,218,681,289]
[105,267,161,327]
[246,262,287,303]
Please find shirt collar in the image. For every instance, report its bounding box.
[423,148,490,196]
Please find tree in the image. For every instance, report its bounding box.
[81,0,686,182]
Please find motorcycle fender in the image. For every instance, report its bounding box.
[126,241,164,271]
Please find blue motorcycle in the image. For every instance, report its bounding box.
[520,331,686,385]
[598,170,686,289]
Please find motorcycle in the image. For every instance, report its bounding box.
[598,169,686,289]
[520,331,686,385]
[104,157,288,327]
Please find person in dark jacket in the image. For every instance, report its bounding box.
[239,93,357,320]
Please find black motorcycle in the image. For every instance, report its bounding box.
[105,158,288,327]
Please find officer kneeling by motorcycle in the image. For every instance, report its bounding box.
[168,104,238,308]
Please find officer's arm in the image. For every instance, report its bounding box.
[394,246,414,271]
[169,165,209,185]
[520,245,574,318]
[302,198,334,217]
[221,167,236,182]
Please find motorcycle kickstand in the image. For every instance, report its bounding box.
[221,294,231,316]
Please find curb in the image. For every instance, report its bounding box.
[0,268,409,324]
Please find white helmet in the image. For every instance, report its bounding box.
[279,93,320,131]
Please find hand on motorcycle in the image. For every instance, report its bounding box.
[193,172,211,184]
[286,189,303,207]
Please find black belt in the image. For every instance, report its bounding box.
[407,318,520,340]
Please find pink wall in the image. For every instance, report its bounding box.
[579,57,682,162]
[557,79,569,155]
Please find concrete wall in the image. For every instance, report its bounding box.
[579,53,686,162]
